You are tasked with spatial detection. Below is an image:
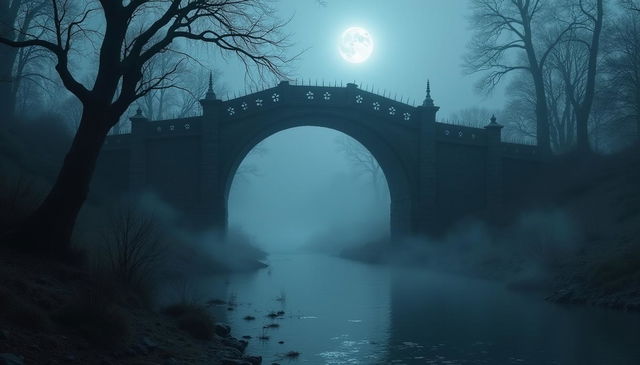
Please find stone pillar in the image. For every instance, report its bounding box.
[129,108,148,193]
[415,81,440,236]
[484,115,504,221]
[197,74,225,231]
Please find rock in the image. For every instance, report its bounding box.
[0,354,24,365]
[215,323,232,337]
[222,337,248,353]
[63,354,76,362]
[141,336,158,351]
[243,355,262,365]
[220,347,243,359]
[0,330,8,341]
[130,343,147,356]
[221,359,251,365]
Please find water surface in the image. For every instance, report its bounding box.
[185,253,640,364]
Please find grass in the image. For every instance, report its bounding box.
[589,247,640,289]
[164,303,215,340]
[0,287,50,331]
[54,292,130,348]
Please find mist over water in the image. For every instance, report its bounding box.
[228,126,390,253]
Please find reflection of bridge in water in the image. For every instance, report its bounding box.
[98,78,541,237]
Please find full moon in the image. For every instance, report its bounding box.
[338,27,374,64]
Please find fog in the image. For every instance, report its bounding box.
[228,127,390,252]
[2,0,640,364]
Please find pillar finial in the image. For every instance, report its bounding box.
[485,114,503,129]
[205,70,217,100]
[422,79,434,107]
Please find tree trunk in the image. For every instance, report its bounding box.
[0,45,18,123]
[575,0,603,154]
[9,107,111,254]
[0,0,18,125]
[575,108,590,152]
[532,69,552,155]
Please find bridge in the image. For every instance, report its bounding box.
[96,78,541,237]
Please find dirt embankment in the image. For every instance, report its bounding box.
[0,250,262,365]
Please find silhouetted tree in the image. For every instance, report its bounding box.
[0,0,291,253]
[335,136,383,199]
[602,9,640,142]
[466,0,576,155]
[0,0,50,123]
[563,0,604,153]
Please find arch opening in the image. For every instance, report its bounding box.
[227,127,395,253]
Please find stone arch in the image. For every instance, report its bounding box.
[219,108,416,237]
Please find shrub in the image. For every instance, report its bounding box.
[0,287,50,330]
[164,303,215,340]
[100,203,163,289]
[55,289,130,348]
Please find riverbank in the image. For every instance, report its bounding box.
[342,146,640,312]
[0,248,263,365]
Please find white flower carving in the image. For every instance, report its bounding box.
[256,98,263,107]
[403,112,411,121]
[372,101,381,111]
[184,123,191,130]
[323,92,331,100]
[306,91,315,100]
[355,95,364,104]
[272,93,280,102]
[227,107,235,116]
[241,102,248,111]
[388,106,396,115]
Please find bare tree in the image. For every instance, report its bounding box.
[622,0,640,12]
[0,0,50,122]
[465,0,576,154]
[234,141,268,183]
[335,136,384,199]
[602,9,640,142]
[0,0,292,252]
[562,0,604,152]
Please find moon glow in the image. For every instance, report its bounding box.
[338,27,374,64]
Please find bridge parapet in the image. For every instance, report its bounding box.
[435,122,488,146]
[104,117,203,150]
[220,81,420,127]
[501,142,540,160]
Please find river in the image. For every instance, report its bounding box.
[177,253,640,364]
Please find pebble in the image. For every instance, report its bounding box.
[215,323,232,337]
[0,353,24,365]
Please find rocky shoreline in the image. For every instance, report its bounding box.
[0,250,264,365]
[546,282,640,312]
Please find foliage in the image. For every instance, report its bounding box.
[164,302,215,340]
[100,203,164,289]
